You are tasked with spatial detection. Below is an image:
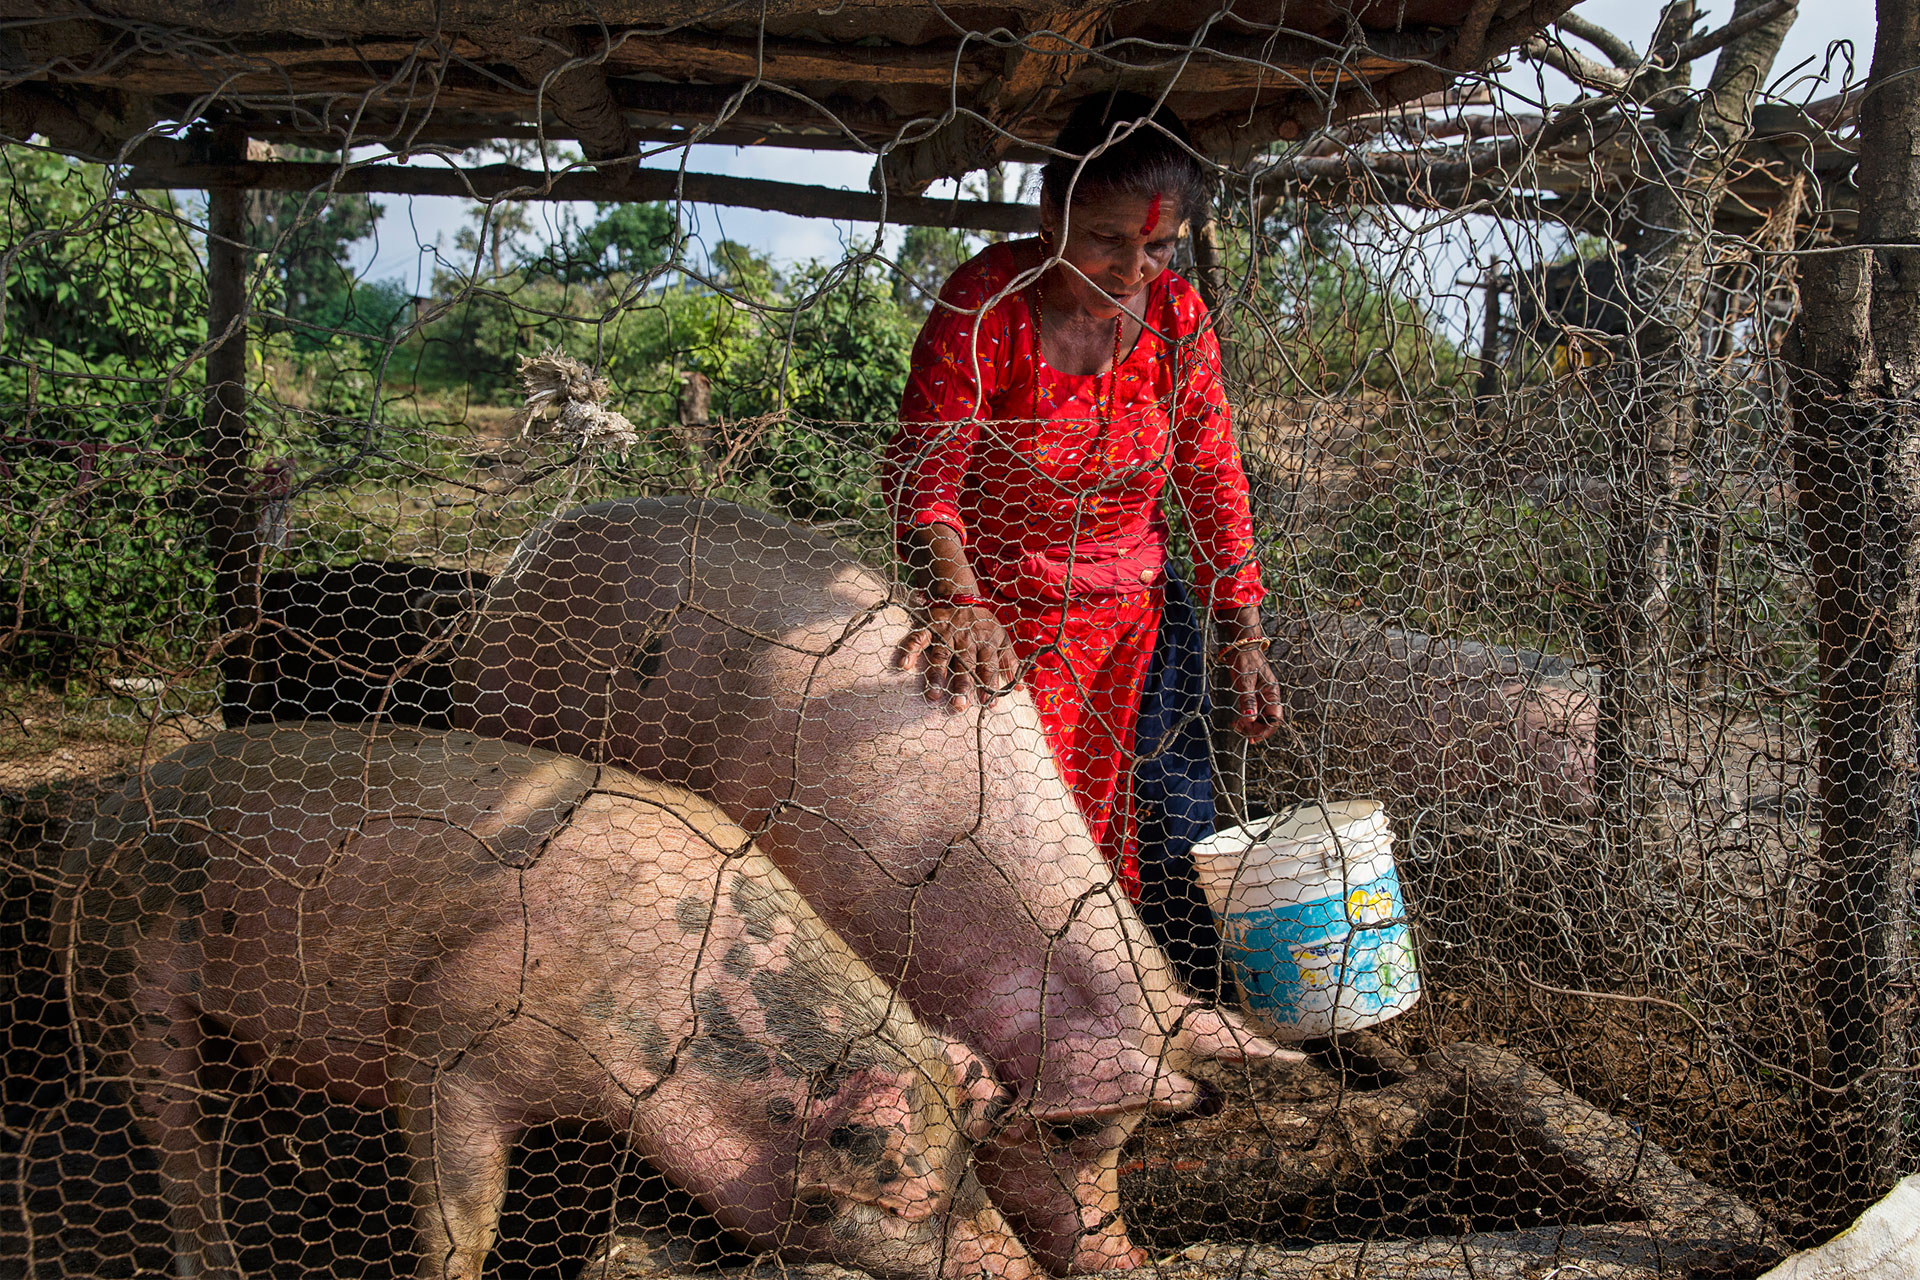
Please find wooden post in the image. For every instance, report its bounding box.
[1190,215,1235,378]
[1188,211,1252,823]
[202,147,260,728]
[1474,267,1503,401]
[1189,215,1228,319]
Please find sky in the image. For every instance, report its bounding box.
[349,0,1881,291]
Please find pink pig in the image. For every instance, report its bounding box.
[451,497,1300,1274]
[58,724,1034,1280]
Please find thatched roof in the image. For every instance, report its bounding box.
[3,0,1573,223]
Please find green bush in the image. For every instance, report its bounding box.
[0,149,223,679]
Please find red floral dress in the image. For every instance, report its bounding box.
[883,241,1265,896]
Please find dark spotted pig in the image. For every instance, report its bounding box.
[57,724,1032,1280]
[450,497,1300,1274]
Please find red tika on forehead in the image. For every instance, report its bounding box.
[1140,193,1163,237]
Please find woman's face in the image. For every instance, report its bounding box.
[1041,189,1182,320]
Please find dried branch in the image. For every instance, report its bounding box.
[1552,12,1640,70]
[1663,0,1800,69]
[1521,32,1630,91]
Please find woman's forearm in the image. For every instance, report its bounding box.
[1214,603,1266,646]
[904,522,984,599]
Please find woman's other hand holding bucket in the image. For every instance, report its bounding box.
[1216,604,1284,742]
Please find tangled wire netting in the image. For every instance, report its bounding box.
[2,5,1914,1279]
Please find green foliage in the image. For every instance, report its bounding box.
[1231,203,1465,394]
[248,174,388,349]
[0,439,214,681]
[0,148,218,677]
[315,277,415,342]
[403,275,583,405]
[893,225,981,313]
[532,201,678,283]
[409,239,920,525]
[754,261,918,523]
[1,149,209,405]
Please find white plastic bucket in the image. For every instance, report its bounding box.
[1189,800,1419,1039]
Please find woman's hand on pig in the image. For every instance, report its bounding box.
[894,604,1022,711]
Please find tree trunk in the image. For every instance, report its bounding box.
[1595,0,1796,900]
[1784,0,1920,1228]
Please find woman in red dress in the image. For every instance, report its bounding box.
[884,93,1282,898]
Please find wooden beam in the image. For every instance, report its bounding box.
[35,29,1428,101]
[1362,0,1583,136]
[1,0,1096,34]
[488,27,638,164]
[875,7,1103,198]
[124,159,1043,232]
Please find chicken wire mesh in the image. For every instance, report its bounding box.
[2,3,1915,1279]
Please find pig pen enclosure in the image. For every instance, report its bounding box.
[4,1,1918,1277]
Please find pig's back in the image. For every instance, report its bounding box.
[454,497,904,777]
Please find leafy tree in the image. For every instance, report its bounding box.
[246,164,386,347]
[752,260,917,522]
[532,201,678,283]
[1231,203,1463,394]
[405,273,583,404]
[893,224,979,313]
[1,149,209,400]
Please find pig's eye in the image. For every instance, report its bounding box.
[798,1194,838,1227]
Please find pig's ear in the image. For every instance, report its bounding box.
[1173,1004,1307,1065]
[1030,1043,1200,1122]
[943,1038,1012,1142]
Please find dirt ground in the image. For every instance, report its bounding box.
[0,682,220,792]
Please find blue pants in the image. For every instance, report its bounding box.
[1134,571,1226,996]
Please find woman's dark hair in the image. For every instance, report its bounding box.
[1039,91,1211,225]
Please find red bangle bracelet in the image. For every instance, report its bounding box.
[927,591,992,610]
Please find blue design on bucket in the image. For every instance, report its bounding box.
[1219,869,1420,1026]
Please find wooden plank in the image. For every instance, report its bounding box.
[123,159,1044,232]
[0,0,922,36]
[43,35,1418,99]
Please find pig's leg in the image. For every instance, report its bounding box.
[397,1068,518,1280]
[975,1129,1147,1275]
[121,995,236,1279]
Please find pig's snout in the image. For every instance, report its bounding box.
[938,1177,1044,1280]
[944,1038,1014,1142]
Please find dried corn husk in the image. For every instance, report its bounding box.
[515,348,637,450]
